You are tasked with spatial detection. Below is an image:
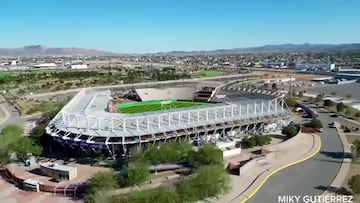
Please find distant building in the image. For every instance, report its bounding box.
[296,63,335,71]
[33,63,57,68]
[70,64,88,69]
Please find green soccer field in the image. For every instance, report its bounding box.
[118,100,207,114]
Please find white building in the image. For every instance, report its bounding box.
[70,64,88,69]
[34,63,57,68]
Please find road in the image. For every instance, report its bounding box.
[248,113,359,203]
[0,94,42,130]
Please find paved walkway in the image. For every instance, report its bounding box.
[203,132,321,203]
[0,172,81,203]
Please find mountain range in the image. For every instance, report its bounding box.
[155,43,360,55]
[0,45,117,56]
[0,43,360,56]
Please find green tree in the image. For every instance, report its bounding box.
[0,125,23,146]
[12,138,43,161]
[346,94,352,99]
[314,94,323,103]
[355,112,360,118]
[345,108,354,116]
[306,119,323,129]
[271,83,277,90]
[87,171,119,195]
[284,97,297,107]
[119,161,150,187]
[298,91,304,97]
[176,179,199,202]
[282,125,299,139]
[188,144,223,168]
[0,144,9,166]
[349,175,360,194]
[336,102,347,112]
[65,82,73,88]
[323,99,335,107]
[190,164,230,199]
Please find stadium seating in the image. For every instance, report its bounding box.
[135,87,196,101]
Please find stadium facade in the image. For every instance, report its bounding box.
[46,85,290,157]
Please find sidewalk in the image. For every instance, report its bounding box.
[204,133,321,203]
[0,104,10,126]
[320,122,352,197]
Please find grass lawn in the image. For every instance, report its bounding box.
[118,100,207,114]
[191,71,224,78]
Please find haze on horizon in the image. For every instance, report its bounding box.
[1,0,359,53]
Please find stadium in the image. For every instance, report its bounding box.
[45,82,290,157]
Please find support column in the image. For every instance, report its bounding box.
[231,106,234,117]
[62,112,66,125]
[86,116,89,129]
[123,119,126,132]
[188,112,191,123]
[254,103,257,114]
[206,109,209,121]
[136,118,139,131]
[147,117,150,129]
[197,111,200,122]
[75,115,79,128]
[68,114,71,127]
[158,115,161,128]
[169,114,171,126]
[178,113,181,124]
[261,102,264,113]
[98,118,101,130]
[111,118,114,131]
[223,107,226,118]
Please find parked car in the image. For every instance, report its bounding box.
[318,128,324,132]
[330,114,338,117]
[328,122,336,128]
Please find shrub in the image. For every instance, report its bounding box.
[284,97,297,107]
[336,102,347,112]
[305,119,323,129]
[282,125,299,139]
[323,99,335,107]
[314,94,323,102]
[349,175,360,194]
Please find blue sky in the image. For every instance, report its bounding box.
[1,0,359,53]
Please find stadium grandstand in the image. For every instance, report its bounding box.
[46,84,289,157]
